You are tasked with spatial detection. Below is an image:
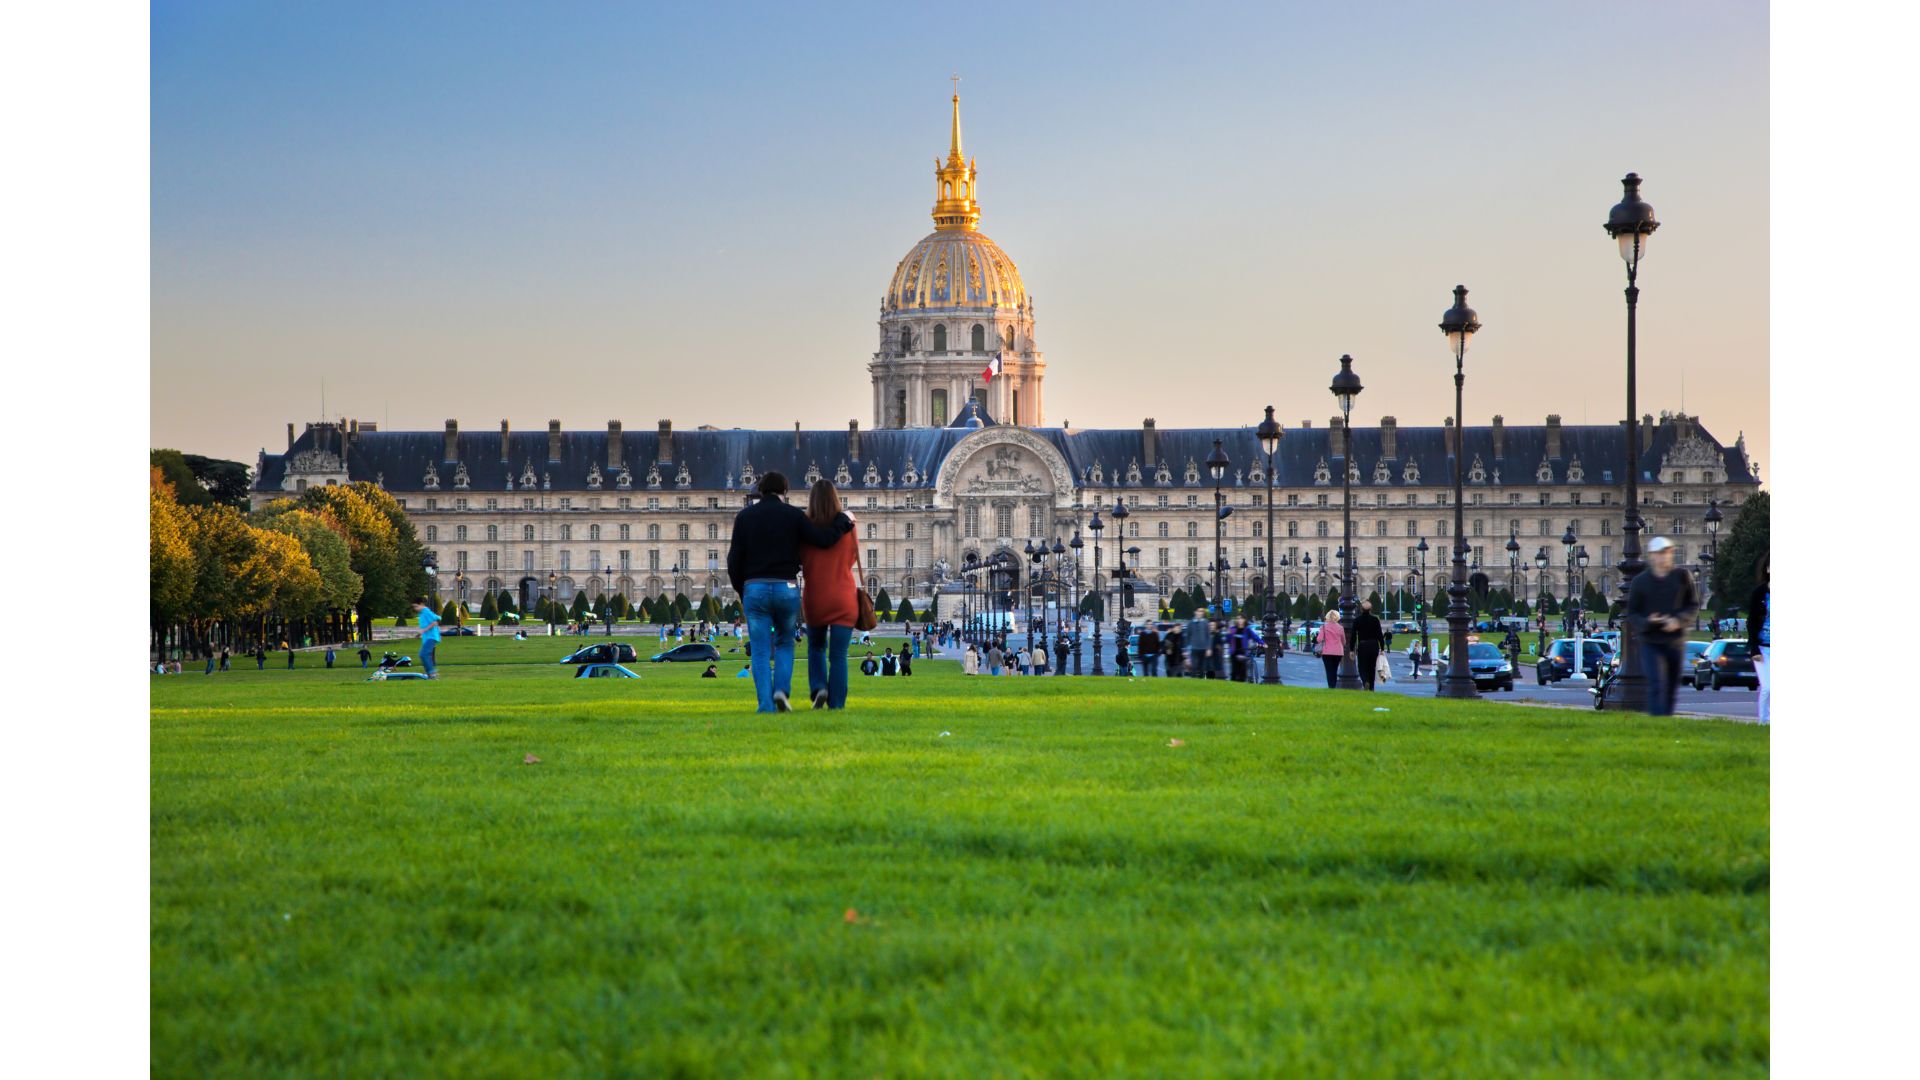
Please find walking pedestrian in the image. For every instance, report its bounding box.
[799,478,859,710]
[219,647,230,671]
[358,645,371,668]
[203,646,216,675]
[411,596,442,678]
[253,645,266,670]
[1749,553,1769,724]
[325,646,336,669]
[1353,601,1384,691]
[1185,610,1211,678]
[286,645,296,669]
[1137,625,1161,676]
[1316,608,1346,689]
[726,471,854,713]
[987,642,1004,676]
[1228,616,1254,683]
[1624,537,1699,717]
[963,644,979,675]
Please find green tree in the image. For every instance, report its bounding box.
[1189,584,1208,613]
[570,591,591,621]
[253,507,364,620]
[441,600,462,625]
[896,598,916,623]
[1709,491,1769,612]
[480,592,499,621]
[1366,589,1382,612]
[150,469,198,643]
[874,588,894,620]
[182,453,253,508]
[149,449,211,506]
[497,589,517,614]
[1169,588,1189,616]
[293,483,431,638]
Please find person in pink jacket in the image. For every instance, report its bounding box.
[1316,608,1346,689]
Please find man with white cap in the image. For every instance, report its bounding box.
[1625,537,1700,716]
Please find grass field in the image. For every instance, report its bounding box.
[151,635,1768,1077]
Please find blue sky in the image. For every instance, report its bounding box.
[153,1,1767,472]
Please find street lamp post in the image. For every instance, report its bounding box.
[1068,531,1084,674]
[1087,512,1104,675]
[1023,540,1037,662]
[546,571,558,636]
[1704,499,1724,621]
[1206,439,1229,618]
[1329,355,1364,690]
[1111,498,1130,674]
[1436,287,1482,699]
[1563,525,1589,682]
[603,565,615,635]
[1415,537,1431,656]
[1601,173,1659,710]
[1534,547,1551,656]
[1258,406,1284,685]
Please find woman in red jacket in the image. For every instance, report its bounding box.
[801,479,860,709]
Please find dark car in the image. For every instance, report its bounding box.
[1678,640,1712,687]
[1440,641,1515,691]
[573,663,640,679]
[651,643,721,663]
[1536,639,1611,684]
[447,625,478,636]
[561,642,638,665]
[1694,639,1758,690]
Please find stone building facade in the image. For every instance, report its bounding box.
[251,94,1760,615]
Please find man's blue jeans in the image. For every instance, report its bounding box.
[420,639,437,677]
[744,579,801,712]
[1641,640,1683,716]
[807,623,852,709]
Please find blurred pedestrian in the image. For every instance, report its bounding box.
[1749,553,1769,724]
[1316,608,1346,689]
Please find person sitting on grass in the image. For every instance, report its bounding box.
[701,664,718,678]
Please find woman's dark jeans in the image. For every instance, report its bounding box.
[807,623,853,708]
[1322,654,1341,688]
[1641,640,1684,716]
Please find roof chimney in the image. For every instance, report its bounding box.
[287,423,296,451]
[1300,419,1312,429]
[1491,415,1505,459]
[848,419,860,462]
[1444,416,1456,457]
[607,421,622,470]
[657,420,673,463]
[547,420,562,463]
[1380,416,1398,459]
[1330,417,1347,458]
[444,420,459,463]
[794,421,802,451]
[1142,418,1158,468]
[1643,414,1655,452]
[1545,415,1563,459]
[499,420,511,462]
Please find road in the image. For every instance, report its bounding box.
[996,632,1761,722]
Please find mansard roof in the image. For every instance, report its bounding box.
[255,416,1757,496]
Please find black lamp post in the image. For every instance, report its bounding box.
[1704,499,1724,616]
[1051,537,1068,642]
[1111,498,1130,674]
[1329,355,1364,690]
[1068,530,1084,673]
[1436,287,1482,699]
[546,571,557,635]
[1023,540,1038,662]
[1534,546,1551,655]
[1258,406,1284,684]
[1562,524,1589,681]
[1601,173,1659,710]
[1206,439,1229,617]
[1087,511,1105,675]
[603,565,615,635]
[1506,530,1521,612]
[1414,537,1430,655]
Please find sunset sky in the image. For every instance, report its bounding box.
[152,1,1767,475]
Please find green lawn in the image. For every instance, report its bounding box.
[151,636,1768,1077]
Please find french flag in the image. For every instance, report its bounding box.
[980,354,1003,383]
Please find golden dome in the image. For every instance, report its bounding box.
[884,91,1027,313]
[885,229,1027,312]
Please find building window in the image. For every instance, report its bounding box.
[677,524,690,541]
[1316,521,1329,538]
[1287,521,1299,538]
[487,551,499,571]
[1405,521,1417,537]
[619,524,630,540]
[1252,522,1263,538]
[933,325,948,352]
[523,551,534,572]
[559,525,572,541]
[1317,494,1329,507]
[1473,520,1484,537]
[868,548,880,567]
[558,498,571,510]
[559,551,571,572]
[971,324,986,352]
[1030,507,1044,535]
[589,524,601,541]
[455,525,468,541]
[1376,547,1387,567]
[707,523,719,540]
[426,526,438,541]
[486,525,498,541]
[1158,547,1169,566]
[648,550,660,571]
[619,550,631,570]
[931,389,948,426]
[1186,547,1198,567]
[1375,521,1387,537]
[996,506,1013,537]
[964,505,980,536]
[1187,522,1199,538]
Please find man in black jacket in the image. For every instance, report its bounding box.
[1353,601,1385,690]
[1625,537,1699,716]
[725,472,853,712]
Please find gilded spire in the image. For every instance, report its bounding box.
[932,86,980,231]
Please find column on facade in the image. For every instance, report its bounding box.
[909,373,925,428]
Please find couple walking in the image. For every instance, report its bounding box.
[725,471,862,712]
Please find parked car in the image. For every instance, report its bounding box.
[1390,620,1416,634]
[1438,641,1515,691]
[1694,639,1758,690]
[1678,640,1712,686]
[1536,639,1612,684]
[447,625,478,636]
[561,642,638,664]
[573,663,640,679]
[651,643,721,663]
